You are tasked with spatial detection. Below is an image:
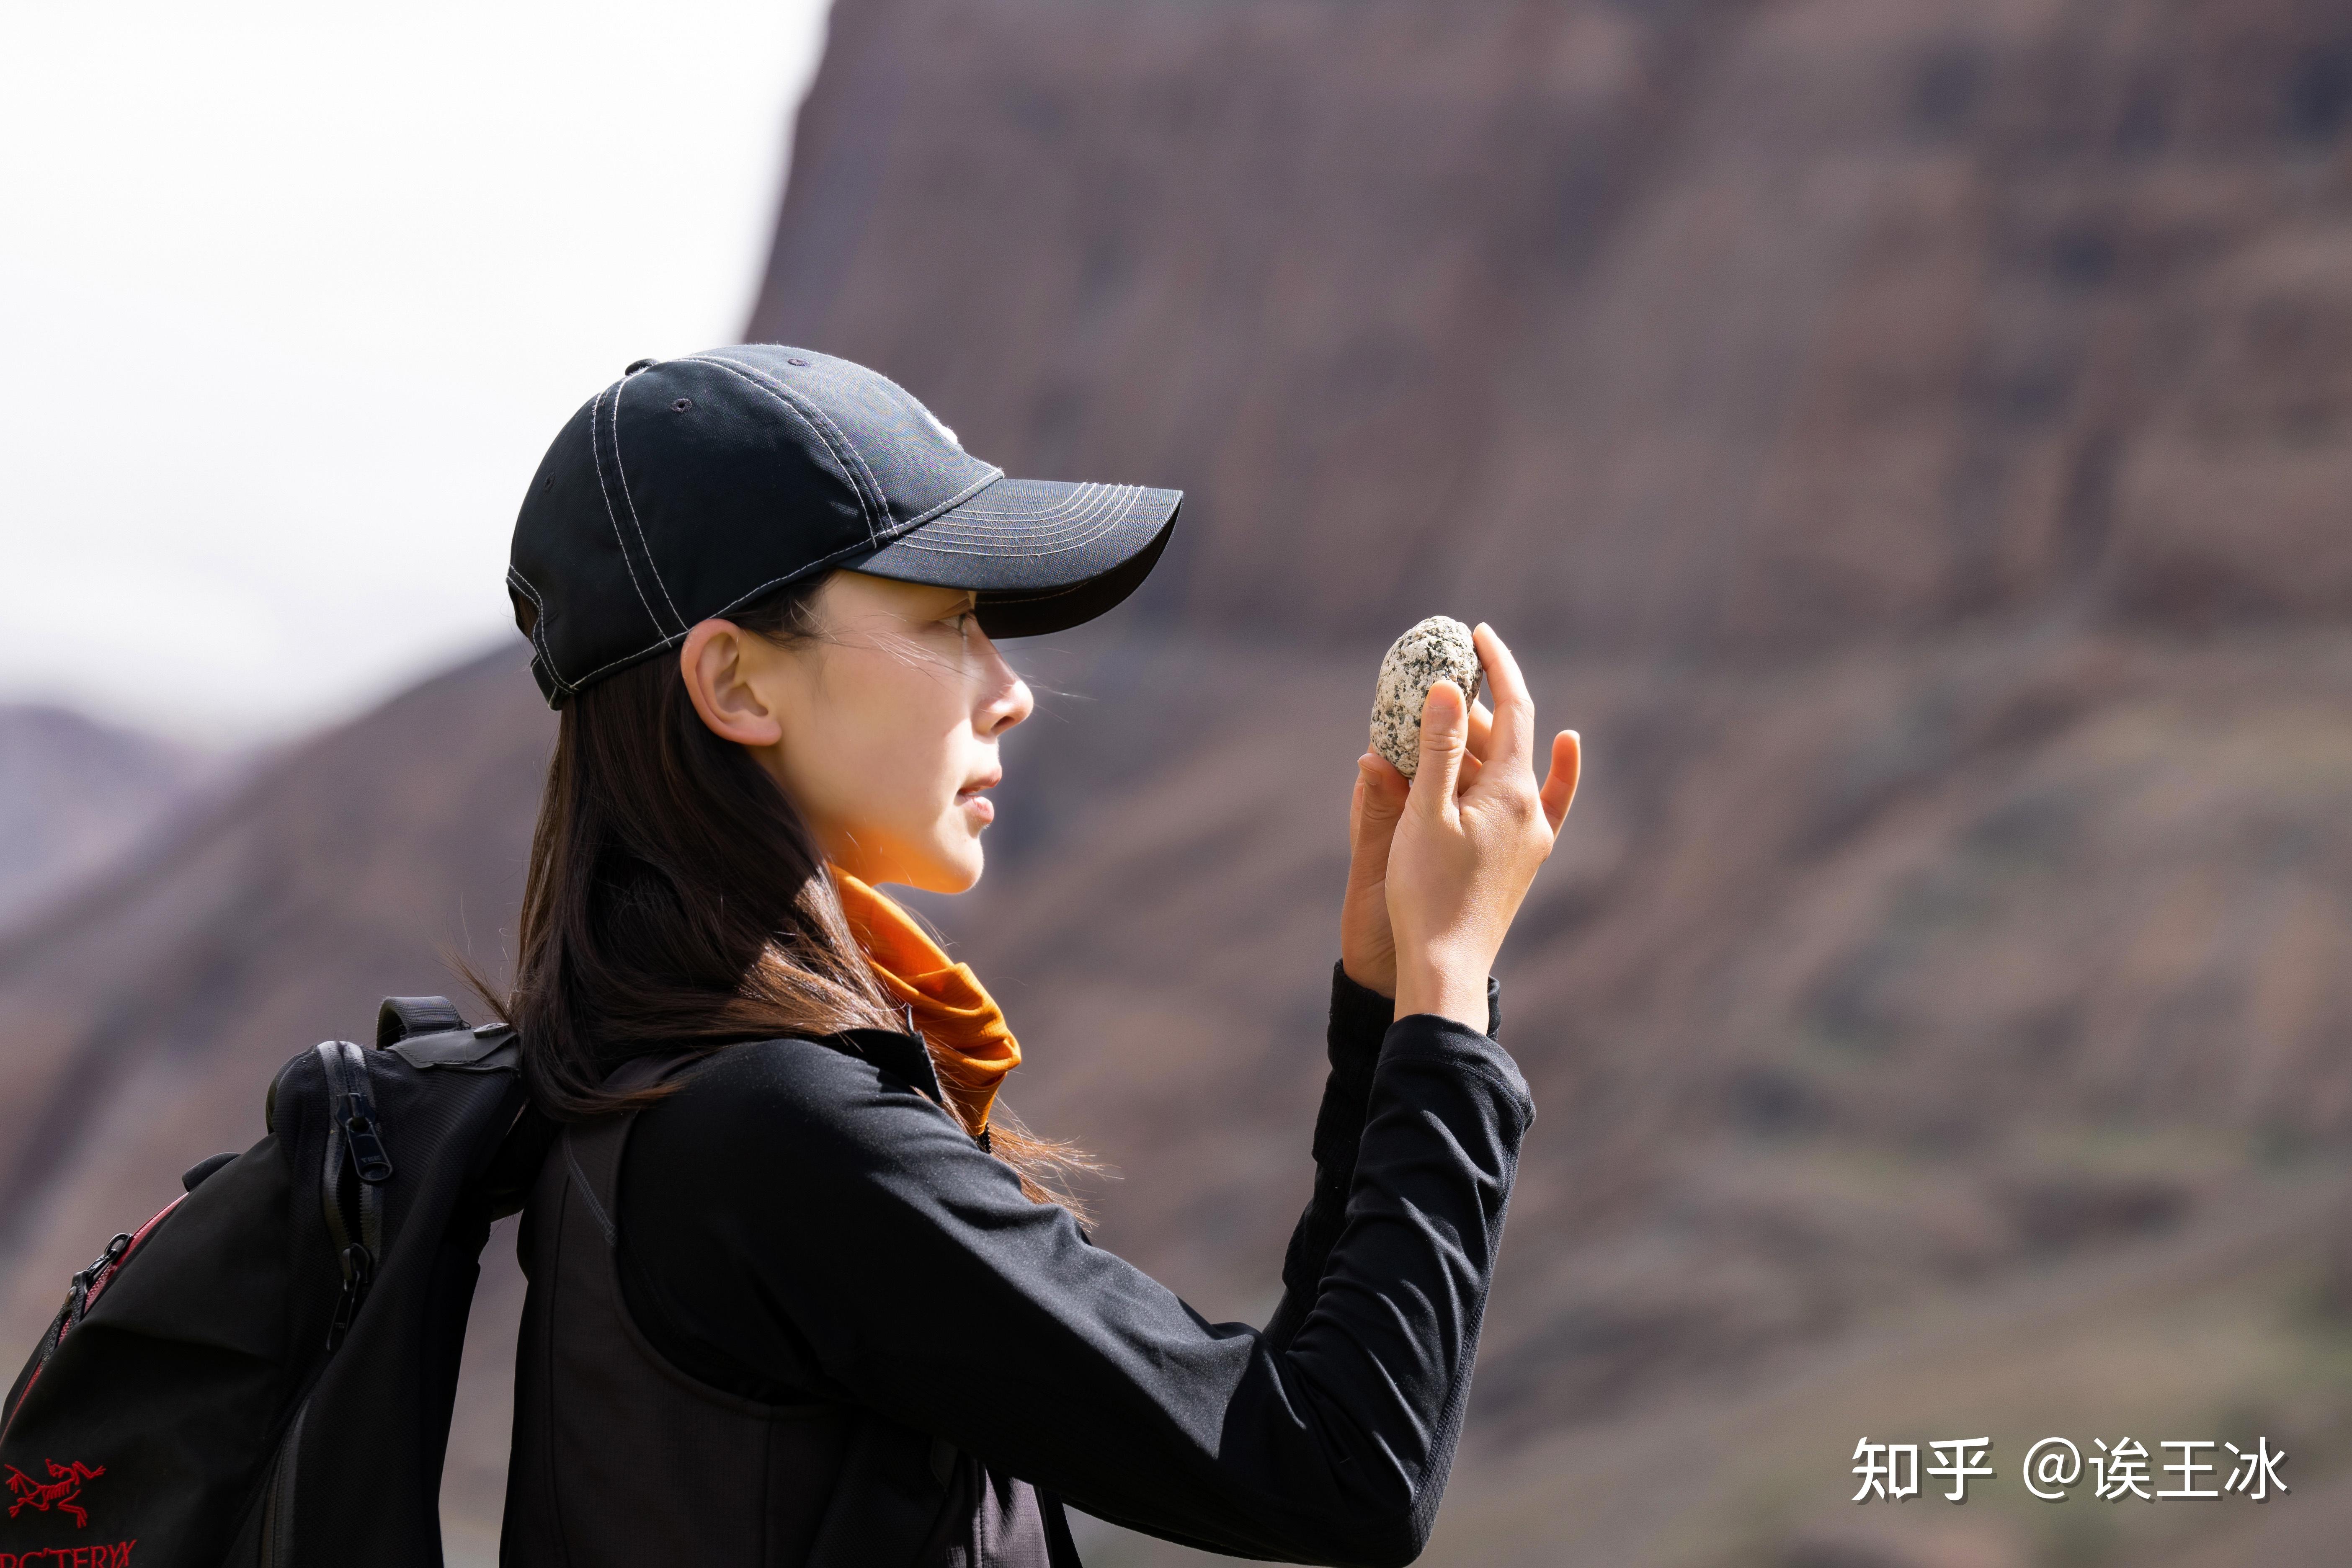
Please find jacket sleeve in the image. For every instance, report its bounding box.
[1263,964,1503,1353]
[619,987,1532,1568]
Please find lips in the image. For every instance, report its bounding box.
[957,770,1001,822]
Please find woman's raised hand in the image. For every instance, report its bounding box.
[1346,696,1488,997]
[1354,624,1576,1029]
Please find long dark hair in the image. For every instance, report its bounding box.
[485,574,1092,1210]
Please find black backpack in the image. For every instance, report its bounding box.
[0,997,549,1568]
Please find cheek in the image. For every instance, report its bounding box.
[868,732,960,832]
[794,660,967,836]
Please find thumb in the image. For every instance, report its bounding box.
[1410,680,1468,818]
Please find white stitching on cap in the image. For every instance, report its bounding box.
[609,371,688,635]
[887,486,1143,558]
[967,495,1178,617]
[905,512,1125,554]
[942,481,1115,524]
[907,488,1136,549]
[908,521,1135,565]
[683,356,880,546]
[908,483,1126,536]
[951,480,1118,519]
[901,486,1137,547]
[589,384,667,643]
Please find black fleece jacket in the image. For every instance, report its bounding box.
[614,966,1530,1566]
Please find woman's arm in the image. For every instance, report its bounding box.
[1261,962,1499,1354]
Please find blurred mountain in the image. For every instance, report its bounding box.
[6,1,2352,1565]
[0,704,226,932]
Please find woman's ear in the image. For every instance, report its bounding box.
[680,619,787,748]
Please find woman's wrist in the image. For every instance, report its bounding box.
[1393,958,1490,1032]
[1338,954,1396,999]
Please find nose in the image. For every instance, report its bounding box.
[974,630,1032,738]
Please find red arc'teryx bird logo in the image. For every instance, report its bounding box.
[5,1460,105,1528]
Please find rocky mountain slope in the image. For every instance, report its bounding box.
[0,704,224,932]
[5,0,2352,1564]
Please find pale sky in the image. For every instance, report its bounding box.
[2,1,832,744]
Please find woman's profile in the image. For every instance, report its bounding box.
[494,345,1581,1568]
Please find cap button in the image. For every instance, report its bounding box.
[624,358,658,375]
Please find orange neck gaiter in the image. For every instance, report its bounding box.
[828,864,1020,1133]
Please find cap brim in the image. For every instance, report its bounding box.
[845,477,1181,638]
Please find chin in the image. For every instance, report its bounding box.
[907,839,984,895]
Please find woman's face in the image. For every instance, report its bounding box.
[679,571,1033,893]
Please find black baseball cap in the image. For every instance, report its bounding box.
[508,345,1182,707]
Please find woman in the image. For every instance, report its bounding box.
[496,346,1580,1568]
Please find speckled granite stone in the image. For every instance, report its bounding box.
[1370,617,1482,777]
